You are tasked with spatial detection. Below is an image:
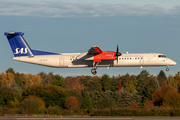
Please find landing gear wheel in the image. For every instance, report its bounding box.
[166,68,169,71]
[91,69,97,75]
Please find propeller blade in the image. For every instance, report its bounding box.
[116,45,122,57]
[116,45,121,64]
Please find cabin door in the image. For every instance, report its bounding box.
[59,57,64,66]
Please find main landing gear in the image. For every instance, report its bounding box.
[166,65,169,71]
[91,62,99,75]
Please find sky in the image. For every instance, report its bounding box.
[0,0,180,77]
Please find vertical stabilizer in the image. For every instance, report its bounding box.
[4,32,33,57]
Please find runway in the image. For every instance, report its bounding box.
[0,117,180,120]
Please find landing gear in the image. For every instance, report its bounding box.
[166,66,169,71]
[91,62,99,75]
[91,69,97,75]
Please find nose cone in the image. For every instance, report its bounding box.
[170,60,177,66]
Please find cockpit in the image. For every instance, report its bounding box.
[158,55,167,58]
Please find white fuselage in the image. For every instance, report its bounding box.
[12,52,176,68]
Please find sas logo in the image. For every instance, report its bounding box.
[14,48,28,54]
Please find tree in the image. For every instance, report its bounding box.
[136,70,151,96]
[153,85,177,106]
[20,95,45,114]
[117,79,122,92]
[80,76,102,92]
[143,78,156,100]
[81,90,93,109]
[14,72,32,91]
[38,72,53,85]
[65,96,78,110]
[123,75,137,93]
[117,89,132,107]
[0,72,14,86]
[101,74,110,91]
[5,68,15,74]
[110,76,119,92]
[22,84,68,107]
[65,76,84,94]
[10,79,19,91]
[0,86,21,107]
[157,70,167,87]
[163,90,180,108]
[164,75,178,89]
[53,74,66,88]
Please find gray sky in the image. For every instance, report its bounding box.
[0,0,180,77]
[1,0,180,17]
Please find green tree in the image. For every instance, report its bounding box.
[136,70,151,96]
[110,76,119,92]
[157,70,167,87]
[53,74,66,88]
[22,84,68,107]
[0,86,21,107]
[101,74,110,91]
[5,68,15,74]
[81,89,93,109]
[80,76,102,92]
[117,89,132,107]
[143,78,156,100]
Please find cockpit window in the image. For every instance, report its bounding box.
[158,55,167,58]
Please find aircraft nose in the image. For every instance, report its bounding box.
[170,60,177,65]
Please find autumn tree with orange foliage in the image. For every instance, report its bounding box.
[65,76,84,94]
[117,79,122,92]
[0,72,14,86]
[65,96,78,111]
[153,85,178,106]
[24,74,42,86]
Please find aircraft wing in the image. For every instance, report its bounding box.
[88,46,102,55]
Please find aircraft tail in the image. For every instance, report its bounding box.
[4,32,60,57]
[4,32,33,57]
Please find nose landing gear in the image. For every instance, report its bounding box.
[166,66,169,71]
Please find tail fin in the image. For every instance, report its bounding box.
[4,32,33,57]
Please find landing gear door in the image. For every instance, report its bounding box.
[59,57,64,66]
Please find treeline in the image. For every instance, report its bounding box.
[1,68,180,116]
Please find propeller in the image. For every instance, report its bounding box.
[116,45,122,63]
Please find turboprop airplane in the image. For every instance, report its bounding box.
[4,32,176,75]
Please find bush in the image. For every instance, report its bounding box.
[91,108,180,116]
[46,106,62,115]
[20,98,40,114]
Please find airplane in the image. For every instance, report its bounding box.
[4,32,177,75]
